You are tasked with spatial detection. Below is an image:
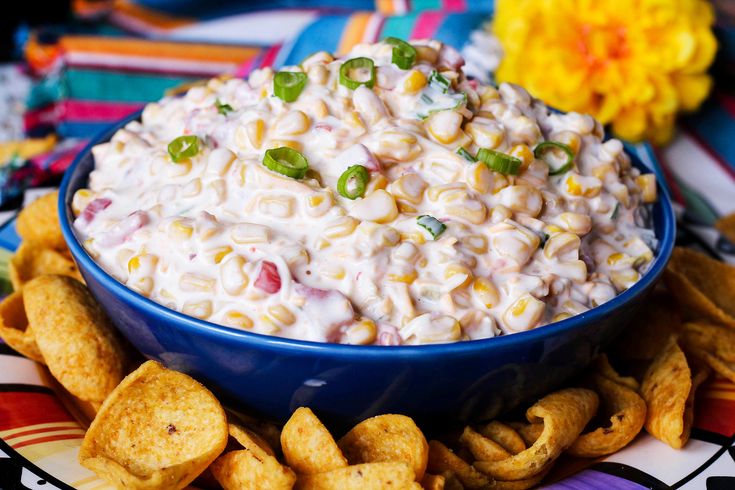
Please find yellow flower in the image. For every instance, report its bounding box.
[492,0,717,144]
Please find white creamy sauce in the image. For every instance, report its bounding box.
[73,39,657,345]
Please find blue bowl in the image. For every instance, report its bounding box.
[59,112,676,428]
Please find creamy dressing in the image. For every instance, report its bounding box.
[73,39,657,345]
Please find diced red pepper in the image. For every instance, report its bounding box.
[79,198,112,226]
[254,261,281,294]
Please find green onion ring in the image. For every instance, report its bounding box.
[262,147,309,179]
[167,135,200,163]
[274,71,308,102]
[339,57,375,90]
[337,165,370,200]
[384,37,417,70]
[456,147,477,163]
[534,141,574,175]
[476,148,522,175]
[417,215,447,240]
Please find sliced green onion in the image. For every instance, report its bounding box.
[429,70,450,93]
[417,215,446,240]
[476,148,522,175]
[420,93,433,104]
[262,147,308,179]
[274,71,307,102]
[539,232,550,247]
[611,202,620,220]
[534,141,574,175]
[384,37,416,70]
[456,147,477,163]
[215,99,233,115]
[339,57,375,90]
[168,135,200,163]
[337,165,369,200]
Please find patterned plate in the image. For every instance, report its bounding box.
[0,214,733,490]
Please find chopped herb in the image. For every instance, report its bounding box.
[215,99,233,115]
[456,147,477,162]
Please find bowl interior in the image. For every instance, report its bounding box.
[58,110,676,358]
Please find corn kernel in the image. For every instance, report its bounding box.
[221,256,249,295]
[388,268,418,284]
[426,110,463,145]
[180,273,216,292]
[324,216,359,239]
[472,277,499,308]
[557,212,592,235]
[401,232,426,245]
[403,69,427,93]
[508,144,534,170]
[182,300,213,319]
[503,294,545,332]
[246,119,265,149]
[268,305,296,326]
[544,232,581,260]
[320,263,346,280]
[222,311,254,329]
[208,246,233,264]
[169,219,193,240]
[391,173,427,204]
[257,315,281,334]
[636,174,657,203]
[366,173,389,194]
[461,235,488,254]
[343,319,378,345]
[466,121,504,149]
[351,189,398,224]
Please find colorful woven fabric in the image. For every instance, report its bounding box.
[10,0,735,254]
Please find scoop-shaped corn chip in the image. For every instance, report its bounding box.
[228,422,276,457]
[24,275,128,404]
[79,360,228,490]
[294,462,419,490]
[715,212,735,244]
[10,242,83,290]
[593,354,640,391]
[0,290,44,362]
[478,421,526,455]
[664,247,735,328]
[229,410,283,455]
[459,426,511,462]
[506,423,543,448]
[16,191,66,251]
[567,374,646,457]
[681,322,735,384]
[484,467,551,490]
[338,414,428,480]
[641,336,710,449]
[420,473,445,490]
[281,407,348,475]
[473,388,598,481]
[211,425,295,490]
[427,440,491,489]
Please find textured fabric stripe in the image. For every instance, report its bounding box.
[433,12,486,47]
[381,13,418,40]
[411,0,443,10]
[281,15,350,66]
[258,44,283,69]
[61,100,143,122]
[60,36,259,63]
[111,0,194,30]
[442,0,468,11]
[0,392,75,431]
[410,11,446,39]
[683,102,735,172]
[57,121,118,139]
[64,69,191,102]
[661,133,735,217]
[338,12,374,54]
